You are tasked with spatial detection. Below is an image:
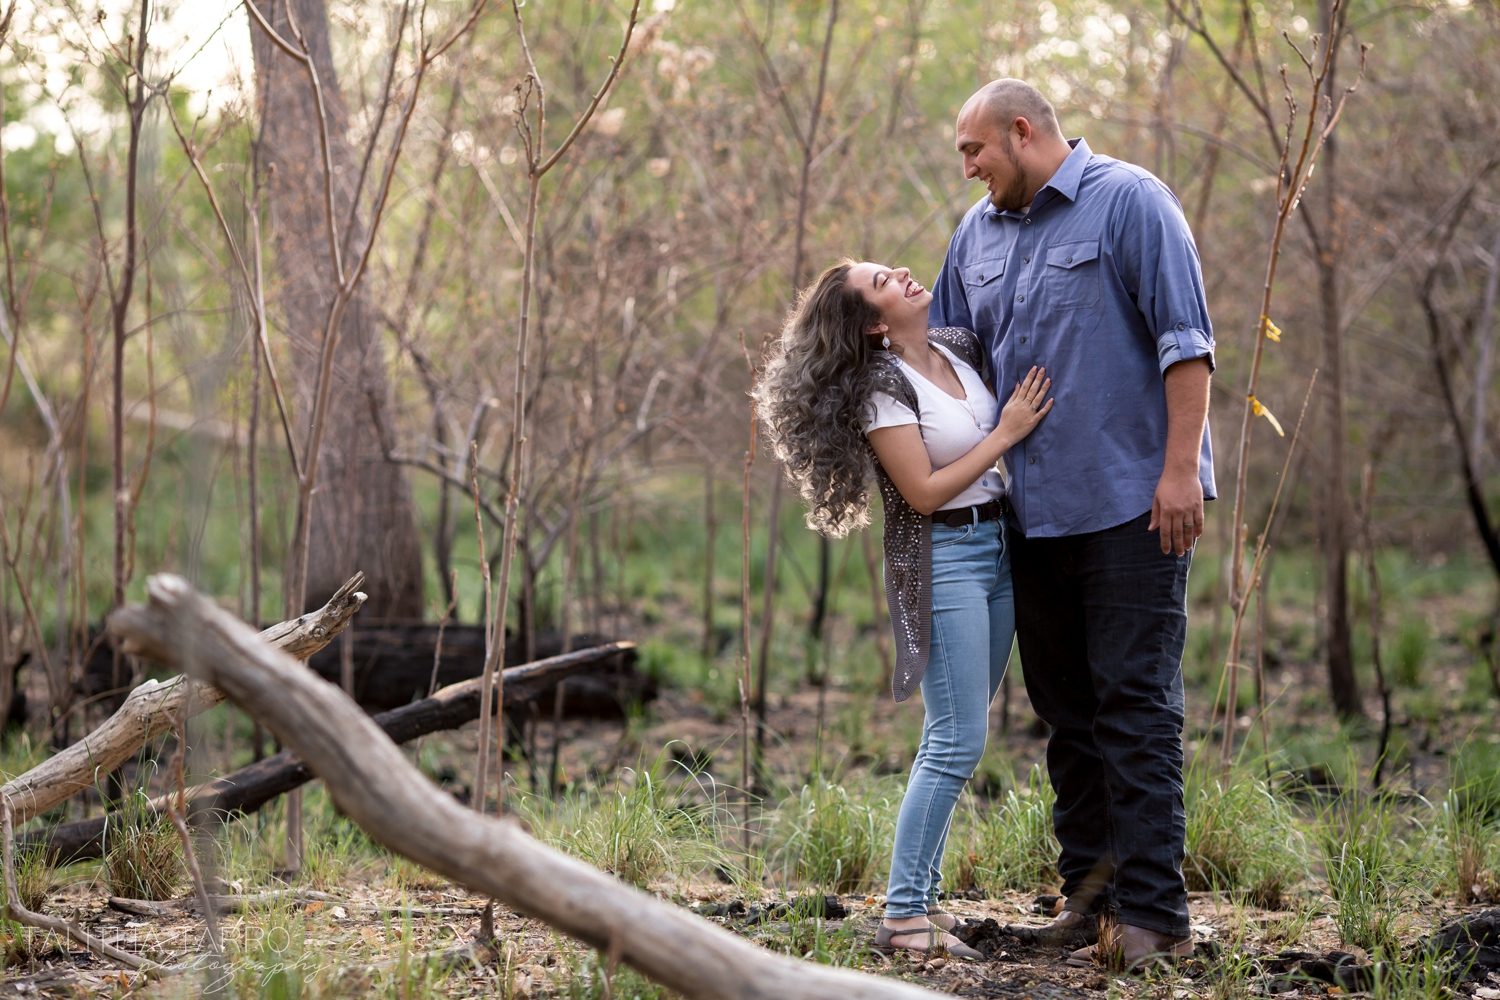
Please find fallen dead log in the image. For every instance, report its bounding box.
[20,643,635,863]
[2,575,367,828]
[108,575,940,1000]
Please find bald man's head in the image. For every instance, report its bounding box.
[954,79,1072,211]
[963,79,1064,139]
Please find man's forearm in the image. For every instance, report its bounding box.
[1162,357,1211,477]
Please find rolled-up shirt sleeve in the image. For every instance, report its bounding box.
[1114,177,1215,375]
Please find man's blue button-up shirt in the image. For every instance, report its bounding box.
[929,137,1217,538]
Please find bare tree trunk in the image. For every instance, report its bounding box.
[247,0,424,623]
[111,0,149,697]
[1312,0,1359,719]
[703,460,717,663]
[1359,459,1392,786]
[1470,223,1500,473]
[752,476,781,786]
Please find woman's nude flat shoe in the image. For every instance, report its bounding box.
[927,906,958,931]
[874,922,984,961]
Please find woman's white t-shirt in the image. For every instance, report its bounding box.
[861,343,1006,510]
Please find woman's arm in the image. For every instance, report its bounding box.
[868,367,1053,516]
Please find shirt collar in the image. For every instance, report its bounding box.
[983,137,1092,219]
[1043,137,1091,202]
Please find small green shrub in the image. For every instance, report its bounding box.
[1437,787,1495,903]
[1326,842,1402,953]
[521,749,729,888]
[1185,769,1307,909]
[104,805,183,901]
[14,848,50,912]
[958,764,1060,894]
[1317,791,1411,953]
[1394,619,1430,688]
[769,775,898,894]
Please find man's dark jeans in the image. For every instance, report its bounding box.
[1011,510,1191,938]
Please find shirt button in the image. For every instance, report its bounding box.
[1018,295,1025,303]
[1020,337,1027,343]
[1066,256,1073,264]
[1023,257,1030,263]
[1029,457,1036,464]
[1024,218,1032,225]
[978,274,985,281]
[1177,322,1186,330]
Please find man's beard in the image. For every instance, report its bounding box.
[988,136,1030,212]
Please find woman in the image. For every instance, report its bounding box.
[756,258,1052,959]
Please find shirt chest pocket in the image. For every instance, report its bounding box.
[1044,239,1101,310]
[962,256,1008,319]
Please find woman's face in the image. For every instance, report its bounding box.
[847,262,931,331]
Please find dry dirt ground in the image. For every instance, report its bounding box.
[5,873,1500,998]
[4,589,1497,997]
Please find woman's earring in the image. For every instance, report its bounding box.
[881,335,891,349]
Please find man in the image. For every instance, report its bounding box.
[928,79,1214,967]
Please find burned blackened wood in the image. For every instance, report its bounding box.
[298,621,655,716]
[21,643,634,863]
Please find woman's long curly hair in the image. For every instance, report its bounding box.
[754,259,891,537]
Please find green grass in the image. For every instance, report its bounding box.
[1184,766,1307,909]
[518,749,732,889]
[12,845,50,912]
[768,774,899,894]
[1394,618,1431,688]
[1316,789,1414,953]
[951,764,1060,894]
[103,786,184,902]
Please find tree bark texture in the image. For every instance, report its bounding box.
[248,0,424,619]
[21,642,635,863]
[108,576,942,1000]
[0,575,365,827]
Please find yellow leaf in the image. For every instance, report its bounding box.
[1262,315,1282,342]
[1248,395,1285,437]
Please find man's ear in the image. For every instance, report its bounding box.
[1013,116,1034,147]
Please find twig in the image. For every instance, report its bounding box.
[164,719,224,957]
[472,441,499,813]
[1219,372,1318,767]
[1220,8,1368,765]
[2,795,154,972]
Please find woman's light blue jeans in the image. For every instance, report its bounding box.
[885,517,1014,918]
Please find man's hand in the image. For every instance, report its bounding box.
[1150,469,1204,556]
[1151,356,1212,556]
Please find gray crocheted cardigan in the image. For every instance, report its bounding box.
[869,327,994,703]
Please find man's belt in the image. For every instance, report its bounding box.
[931,498,1007,527]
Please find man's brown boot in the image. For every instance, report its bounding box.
[1120,924,1193,972]
[1006,907,1098,948]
